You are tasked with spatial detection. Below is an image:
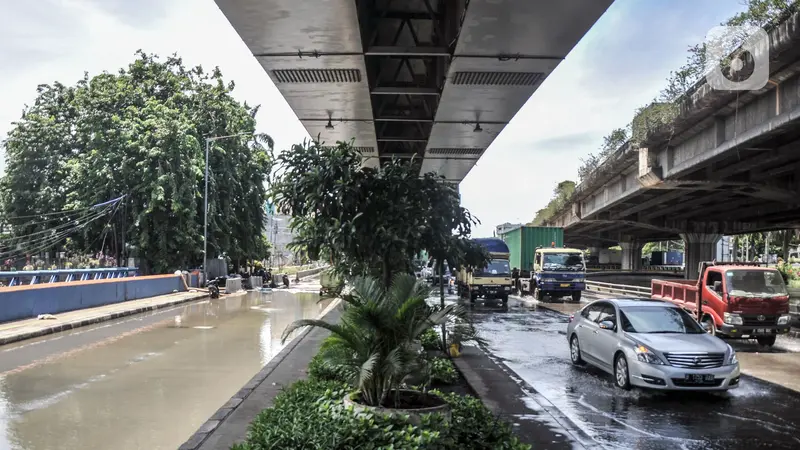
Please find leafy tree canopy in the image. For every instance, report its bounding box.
[0,51,272,273]
[529,180,576,226]
[268,141,485,286]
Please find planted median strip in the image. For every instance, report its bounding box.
[231,275,530,449]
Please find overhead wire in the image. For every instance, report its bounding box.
[0,207,112,245]
[0,197,125,260]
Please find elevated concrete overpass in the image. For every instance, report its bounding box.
[548,12,800,278]
[214,0,612,182]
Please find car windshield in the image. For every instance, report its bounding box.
[542,253,584,271]
[620,306,706,334]
[476,259,510,277]
[726,270,787,296]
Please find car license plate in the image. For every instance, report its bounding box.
[684,374,715,384]
[756,328,766,334]
[560,283,570,287]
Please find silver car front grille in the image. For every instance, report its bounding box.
[663,352,725,369]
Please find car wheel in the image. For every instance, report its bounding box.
[614,353,631,390]
[757,335,776,346]
[569,335,585,365]
[701,316,716,336]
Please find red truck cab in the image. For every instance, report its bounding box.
[651,262,791,346]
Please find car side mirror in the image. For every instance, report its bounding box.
[713,281,722,293]
[598,320,616,331]
[701,321,713,332]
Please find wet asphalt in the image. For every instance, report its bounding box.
[465,298,800,450]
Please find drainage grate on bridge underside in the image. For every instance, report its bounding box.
[451,71,543,86]
[427,147,484,156]
[272,68,362,83]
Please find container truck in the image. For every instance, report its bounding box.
[529,246,586,302]
[651,261,791,346]
[456,237,513,304]
[502,226,564,273]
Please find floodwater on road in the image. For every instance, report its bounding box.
[467,300,800,450]
[0,288,332,450]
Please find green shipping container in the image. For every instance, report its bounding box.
[502,226,564,271]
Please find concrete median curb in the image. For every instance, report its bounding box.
[179,296,342,450]
[0,291,209,346]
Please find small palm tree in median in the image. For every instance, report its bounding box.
[281,274,463,407]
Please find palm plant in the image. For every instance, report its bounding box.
[281,273,464,407]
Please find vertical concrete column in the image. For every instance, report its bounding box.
[619,239,643,272]
[681,233,722,280]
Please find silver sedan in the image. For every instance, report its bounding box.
[566,299,740,391]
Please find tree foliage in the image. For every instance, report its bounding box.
[576,0,799,181]
[530,180,576,226]
[0,52,271,273]
[268,140,483,287]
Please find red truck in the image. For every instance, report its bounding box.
[651,261,791,346]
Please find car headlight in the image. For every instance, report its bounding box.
[504,286,510,291]
[778,315,791,325]
[542,278,557,282]
[724,312,743,326]
[726,345,738,365]
[635,345,665,365]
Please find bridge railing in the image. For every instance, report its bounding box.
[0,267,139,287]
[585,280,651,298]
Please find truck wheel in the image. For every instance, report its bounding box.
[501,295,509,305]
[571,291,582,303]
[757,336,776,346]
[533,287,541,301]
[470,293,477,303]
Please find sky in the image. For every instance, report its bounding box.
[0,0,747,237]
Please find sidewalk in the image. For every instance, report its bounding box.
[181,302,342,450]
[0,290,208,346]
[452,345,601,449]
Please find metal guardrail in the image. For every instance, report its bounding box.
[585,280,651,298]
[0,267,139,287]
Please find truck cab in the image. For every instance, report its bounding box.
[651,262,791,346]
[457,238,513,304]
[530,247,586,302]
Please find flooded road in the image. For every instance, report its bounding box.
[0,288,332,450]
[467,301,800,450]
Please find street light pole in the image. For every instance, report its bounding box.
[204,137,210,284]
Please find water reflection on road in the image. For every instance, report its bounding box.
[0,289,331,450]
[466,301,800,450]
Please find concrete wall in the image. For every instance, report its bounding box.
[0,275,185,323]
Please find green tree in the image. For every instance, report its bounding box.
[0,51,272,273]
[268,140,482,287]
[530,180,576,225]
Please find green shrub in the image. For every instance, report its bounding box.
[430,357,458,385]
[420,328,442,350]
[232,379,530,450]
[231,379,444,450]
[307,350,350,383]
[435,390,531,449]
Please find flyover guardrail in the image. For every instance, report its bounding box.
[585,280,651,298]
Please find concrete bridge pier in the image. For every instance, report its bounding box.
[681,233,722,280]
[620,239,643,272]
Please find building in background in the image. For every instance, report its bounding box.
[265,202,296,268]
[495,222,523,237]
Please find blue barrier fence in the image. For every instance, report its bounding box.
[0,268,139,287]
[0,274,184,323]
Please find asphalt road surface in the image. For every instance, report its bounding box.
[465,298,800,450]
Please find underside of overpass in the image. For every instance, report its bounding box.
[215,0,612,183]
